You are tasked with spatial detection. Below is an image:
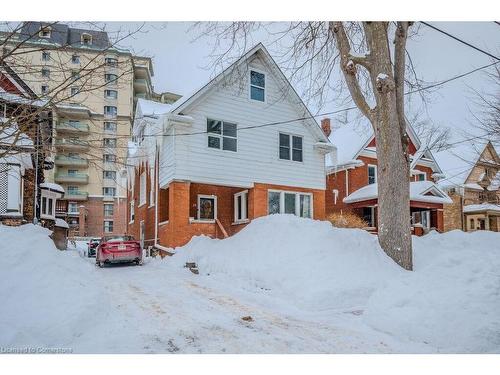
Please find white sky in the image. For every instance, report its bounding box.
[111,22,498,142]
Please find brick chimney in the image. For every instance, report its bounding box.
[321,118,331,137]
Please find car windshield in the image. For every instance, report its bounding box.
[103,236,135,242]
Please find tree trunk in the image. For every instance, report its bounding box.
[333,21,413,270]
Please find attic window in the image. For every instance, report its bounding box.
[250,70,265,102]
[81,33,92,45]
[39,26,51,38]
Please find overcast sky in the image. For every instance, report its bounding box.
[111,22,498,142]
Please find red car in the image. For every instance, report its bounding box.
[96,235,142,267]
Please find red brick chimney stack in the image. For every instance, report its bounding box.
[321,118,331,137]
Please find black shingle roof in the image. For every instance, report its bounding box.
[19,22,111,49]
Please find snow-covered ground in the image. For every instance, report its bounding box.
[0,216,499,353]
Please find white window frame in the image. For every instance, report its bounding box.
[197,194,217,221]
[249,69,266,103]
[103,220,113,233]
[149,169,155,207]
[139,172,146,207]
[104,106,117,117]
[38,26,51,38]
[415,171,427,181]
[267,190,313,218]
[104,89,118,99]
[71,54,80,64]
[103,170,116,180]
[233,190,248,223]
[103,187,116,197]
[368,164,377,185]
[68,202,79,214]
[81,33,92,45]
[129,200,135,223]
[278,132,303,162]
[206,118,238,152]
[104,203,114,217]
[40,191,56,219]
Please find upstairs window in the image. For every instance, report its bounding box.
[105,74,118,84]
[104,121,117,132]
[103,170,116,180]
[250,70,265,102]
[41,68,50,78]
[42,51,50,61]
[279,133,303,162]
[71,70,80,82]
[104,90,118,99]
[207,119,237,152]
[103,187,116,197]
[105,57,118,67]
[39,26,51,38]
[70,86,79,96]
[104,106,117,117]
[104,220,113,233]
[103,154,116,163]
[72,55,80,64]
[104,204,114,216]
[368,165,377,185]
[130,201,135,222]
[68,202,79,214]
[139,172,146,206]
[415,172,426,181]
[103,138,117,148]
[41,85,49,95]
[81,33,92,45]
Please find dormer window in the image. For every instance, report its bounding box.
[81,33,92,45]
[39,26,51,38]
[250,70,265,102]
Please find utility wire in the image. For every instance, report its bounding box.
[420,21,500,61]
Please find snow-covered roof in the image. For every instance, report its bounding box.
[136,98,174,118]
[463,203,500,214]
[40,182,65,194]
[54,218,69,229]
[0,91,47,107]
[327,121,373,167]
[344,181,452,205]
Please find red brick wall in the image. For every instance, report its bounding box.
[81,197,127,237]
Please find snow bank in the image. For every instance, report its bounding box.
[0,224,101,349]
[365,230,500,353]
[170,215,402,311]
[169,215,500,352]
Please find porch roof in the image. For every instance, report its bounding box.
[344,181,453,205]
[464,203,500,214]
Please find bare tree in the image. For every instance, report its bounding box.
[472,64,500,145]
[196,21,425,270]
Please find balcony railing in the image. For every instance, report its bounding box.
[54,155,88,167]
[64,191,89,201]
[134,78,150,93]
[55,173,89,184]
[56,122,89,134]
[55,139,90,150]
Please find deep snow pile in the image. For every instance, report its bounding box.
[170,215,402,311]
[170,215,500,353]
[0,224,102,349]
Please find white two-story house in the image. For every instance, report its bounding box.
[127,43,334,249]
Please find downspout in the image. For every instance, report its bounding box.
[154,145,159,247]
[345,169,349,196]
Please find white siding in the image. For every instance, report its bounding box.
[162,56,326,190]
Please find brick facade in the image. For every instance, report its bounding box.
[128,161,326,249]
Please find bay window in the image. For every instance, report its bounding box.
[267,190,312,218]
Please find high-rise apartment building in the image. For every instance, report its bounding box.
[1,22,156,237]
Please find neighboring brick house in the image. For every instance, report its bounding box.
[325,120,451,235]
[0,63,63,226]
[437,141,500,232]
[127,44,334,249]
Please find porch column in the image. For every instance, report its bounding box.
[436,209,444,233]
[167,180,191,247]
[250,183,268,219]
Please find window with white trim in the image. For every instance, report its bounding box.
[105,57,118,67]
[104,106,117,117]
[130,200,135,222]
[39,26,51,38]
[104,122,117,132]
[267,191,312,218]
[104,90,118,99]
[42,51,50,61]
[368,164,377,185]
[103,170,116,180]
[103,154,116,163]
[41,68,50,78]
[103,138,116,148]
[279,133,303,162]
[104,220,113,233]
[207,119,237,152]
[149,170,155,206]
[139,172,146,206]
[104,204,114,216]
[415,171,426,181]
[105,74,118,84]
[250,70,265,102]
[81,33,92,45]
[68,202,79,214]
[197,195,217,220]
[103,187,116,197]
[234,191,248,222]
[71,54,80,64]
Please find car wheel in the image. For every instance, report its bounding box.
[97,261,104,268]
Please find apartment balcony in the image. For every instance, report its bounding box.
[64,191,89,201]
[55,139,90,151]
[56,122,89,134]
[55,173,89,184]
[134,78,150,93]
[55,155,89,167]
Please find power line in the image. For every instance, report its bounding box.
[420,21,500,61]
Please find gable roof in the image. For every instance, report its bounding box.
[168,43,330,144]
[327,117,442,174]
